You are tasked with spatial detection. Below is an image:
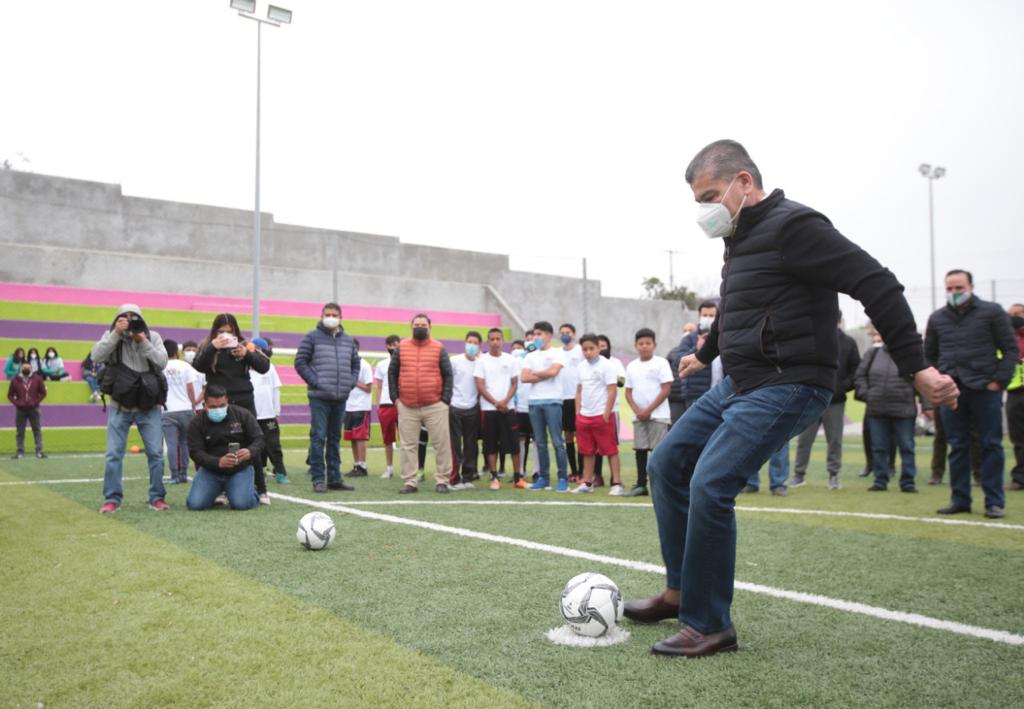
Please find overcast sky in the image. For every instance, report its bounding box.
[3,0,1023,327]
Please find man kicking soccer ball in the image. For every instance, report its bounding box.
[623,139,959,658]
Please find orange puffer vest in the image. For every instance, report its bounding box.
[398,338,443,407]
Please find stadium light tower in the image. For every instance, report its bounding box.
[230,1,292,337]
[918,163,946,313]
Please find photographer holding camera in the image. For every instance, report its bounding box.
[92,304,169,514]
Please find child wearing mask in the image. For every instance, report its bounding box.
[250,337,289,489]
[375,334,401,479]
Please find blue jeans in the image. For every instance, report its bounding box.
[648,376,831,633]
[102,406,166,505]
[867,416,916,490]
[528,401,568,480]
[746,440,790,491]
[186,466,258,510]
[84,373,100,394]
[940,388,1005,509]
[308,397,347,485]
[162,409,193,481]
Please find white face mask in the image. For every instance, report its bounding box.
[946,291,971,308]
[322,316,340,330]
[696,176,746,239]
[184,351,196,364]
[699,316,715,332]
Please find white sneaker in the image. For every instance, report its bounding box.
[570,483,593,494]
[381,467,394,479]
[258,493,271,506]
[608,484,624,496]
[214,493,229,506]
[828,476,841,490]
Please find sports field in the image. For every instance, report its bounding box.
[2,440,1022,708]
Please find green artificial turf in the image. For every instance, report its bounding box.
[1,439,1022,708]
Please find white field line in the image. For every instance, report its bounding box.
[269,491,1024,647]
[0,476,144,486]
[332,498,1024,532]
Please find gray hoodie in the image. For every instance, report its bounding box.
[90,304,168,411]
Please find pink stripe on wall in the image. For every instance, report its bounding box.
[0,282,502,327]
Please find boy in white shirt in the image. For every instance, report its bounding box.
[182,340,206,409]
[559,323,584,481]
[161,339,199,484]
[624,328,673,497]
[250,337,290,491]
[475,327,520,490]
[374,335,401,479]
[510,339,537,488]
[344,339,375,477]
[521,321,569,491]
[571,334,624,495]
[590,334,627,487]
[449,331,483,489]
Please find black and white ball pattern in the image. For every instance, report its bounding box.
[559,572,624,637]
[296,511,336,550]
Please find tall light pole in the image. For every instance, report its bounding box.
[918,163,946,312]
[231,1,292,337]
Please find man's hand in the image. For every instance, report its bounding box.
[218,454,237,469]
[986,381,1002,392]
[114,317,129,334]
[236,448,252,464]
[131,332,147,344]
[677,354,707,379]
[913,367,960,409]
[637,408,652,422]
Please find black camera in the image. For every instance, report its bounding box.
[128,315,147,334]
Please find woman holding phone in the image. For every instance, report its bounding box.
[193,313,272,502]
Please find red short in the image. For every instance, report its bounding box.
[377,404,398,445]
[575,414,618,457]
[343,411,371,441]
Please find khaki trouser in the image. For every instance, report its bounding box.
[397,401,452,487]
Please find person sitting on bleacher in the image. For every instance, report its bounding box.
[82,352,104,403]
[4,347,26,380]
[41,347,70,381]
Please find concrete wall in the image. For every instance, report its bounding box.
[0,170,693,355]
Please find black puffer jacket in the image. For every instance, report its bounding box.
[668,331,712,402]
[924,297,1018,390]
[833,329,861,404]
[696,189,925,394]
[855,346,917,418]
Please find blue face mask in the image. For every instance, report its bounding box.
[465,343,479,358]
[525,340,539,352]
[560,334,573,345]
[207,406,228,423]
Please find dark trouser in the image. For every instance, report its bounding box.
[793,401,845,477]
[669,400,687,426]
[940,388,1005,510]
[862,418,896,474]
[15,407,43,454]
[931,408,982,479]
[449,405,480,483]
[867,416,916,490]
[161,409,192,481]
[418,427,429,471]
[1008,390,1024,485]
[259,418,287,476]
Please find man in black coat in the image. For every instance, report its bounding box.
[925,269,1018,518]
[623,139,959,659]
[790,321,861,490]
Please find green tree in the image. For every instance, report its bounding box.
[641,277,700,309]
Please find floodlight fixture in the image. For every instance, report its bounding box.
[230,0,256,13]
[932,166,946,179]
[918,163,931,177]
[267,5,292,24]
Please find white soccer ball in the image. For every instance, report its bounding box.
[296,511,336,551]
[559,572,624,637]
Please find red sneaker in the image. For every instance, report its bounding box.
[99,501,119,514]
[148,499,170,511]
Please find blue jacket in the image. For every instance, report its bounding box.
[294,323,361,402]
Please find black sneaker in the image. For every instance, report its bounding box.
[11,452,24,460]
[739,485,758,494]
[623,485,649,497]
[858,468,871,478]
[867,483,887,491]
[399,484,418,494]
[937,504,971,515]
[313,482,327,493]
[984,506,1005,519]
[345,467,368,478]
[901,486,919,494]
[36,451,48,459]
[327,480,354,491]
[435,483,450,494]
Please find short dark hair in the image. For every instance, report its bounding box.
[579,333,600,347]
[182,340,198,349]
[412,313,432,325]
[634,328,656,343]
[205,383,228,400]
[945,269,973,285]
[385,334,401,346]
[264,337,274,347]
[487,327,504,337]
[685,139,763,189]
[559,323,576,334]
[322,302,342,315]
[465,330,482,344]
[511,339,525,348]
[163,340,179,358]
[353,338,360,350]
[597,334,611,347]
[533,321,554,334]
[698,300,719,312]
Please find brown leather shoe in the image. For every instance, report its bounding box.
[623,591,679,624]
[651,624,738,658]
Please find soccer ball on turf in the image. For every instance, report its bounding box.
[559,572,624,637]
[296,511,336,550]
